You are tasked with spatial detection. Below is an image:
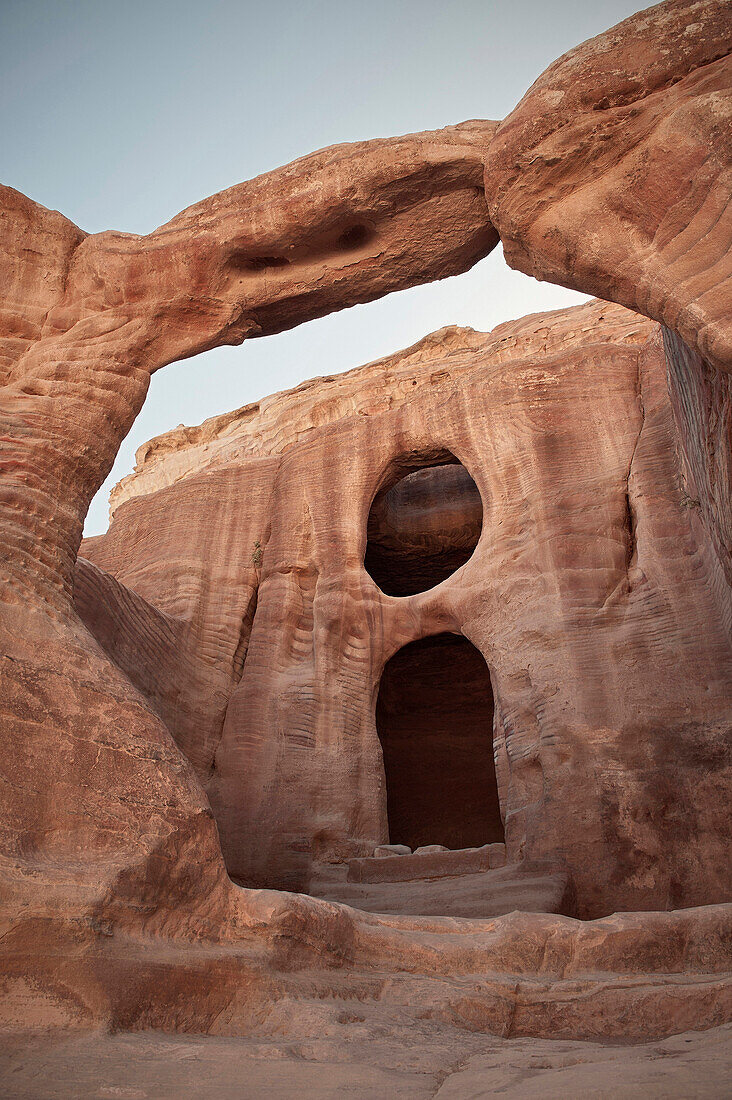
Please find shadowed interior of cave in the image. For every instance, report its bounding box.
[376,633,504,851]
[365,459,482,596]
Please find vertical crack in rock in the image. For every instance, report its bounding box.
[231,585,260,684]
[624,350,647,588]
[209,528,269,780]
[623,487,638,578]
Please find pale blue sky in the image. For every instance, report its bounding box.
[2,0,643,534]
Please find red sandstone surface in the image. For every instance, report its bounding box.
[485,0,732,375]
[79,298,731,921]
[1,0,730,1095]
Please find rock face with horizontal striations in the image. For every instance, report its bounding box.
[0,0,731,1080]
[484,0,732,605]
[79,299,732,920]
[485,0,732,375]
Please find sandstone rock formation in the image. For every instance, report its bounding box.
[485,0,732,374]
[0,119,498,951]
[2,1022,731,1099]
[485,0,732,611]
[1,0,731,1092]
[78,298,732,921]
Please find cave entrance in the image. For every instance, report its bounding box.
[365,455,482,596]
[376,633,504,850]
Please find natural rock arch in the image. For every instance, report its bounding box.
[0,0,730,1050]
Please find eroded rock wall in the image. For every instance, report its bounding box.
[1,0,730,1046]
[81,300,732,918]
[664,327,732,631]
[0,123,497,926]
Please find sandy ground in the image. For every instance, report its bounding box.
[0,1022,730,1099]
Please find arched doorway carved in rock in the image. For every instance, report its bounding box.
[375,633,504,851]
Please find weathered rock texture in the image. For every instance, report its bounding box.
[314,860,575,920]
[1,122,497,612]
[0,0,730,1082]
[79,299,732,922]
[0,120,498,925]
[2,1022,731,1099]
[665,327,732,627]
[485,0,732,375]
[485,0,732,604]
[365,463,484,596]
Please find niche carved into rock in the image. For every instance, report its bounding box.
[365,455,482,596]
[376,632,504,851]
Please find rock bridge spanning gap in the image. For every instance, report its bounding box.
[1,0,731,1079]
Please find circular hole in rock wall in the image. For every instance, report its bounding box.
[365,454,483,596]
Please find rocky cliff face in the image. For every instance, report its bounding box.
[78,299,732,919]
[1,0,730,1058]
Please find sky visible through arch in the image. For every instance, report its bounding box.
[2,0,643,535]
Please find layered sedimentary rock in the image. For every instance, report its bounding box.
[3,1022,731,1099]
[0,121,507,1044]
[484,0,732,601]
[0,0,730,1075]
[365,464,484,596]
[1,122,496,612]
[485,0,732,375]
[78,298,732,923]
[664,328,732,629]
[0,122,497,924]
